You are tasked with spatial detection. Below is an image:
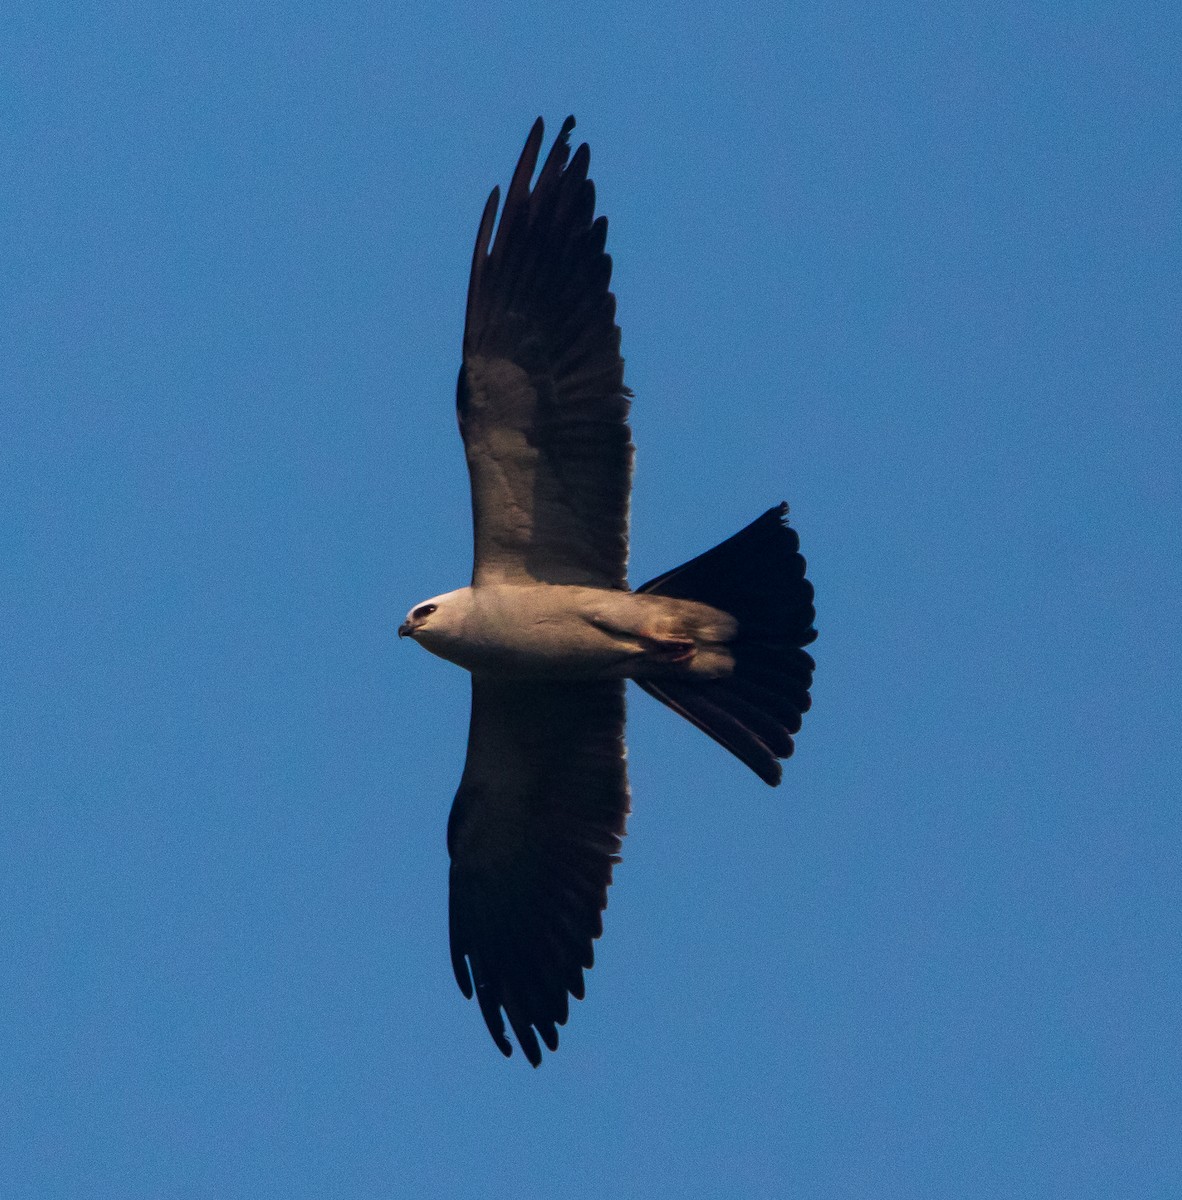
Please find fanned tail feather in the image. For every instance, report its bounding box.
[636,504,816,785]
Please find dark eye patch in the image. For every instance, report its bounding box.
[413,603,437,621]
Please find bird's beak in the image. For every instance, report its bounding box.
[398,622,413,639]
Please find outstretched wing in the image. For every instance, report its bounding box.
[459,116,633,588]
[447,676,629,1066]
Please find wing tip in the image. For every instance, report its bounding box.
[525,113,574,139]
[451,950,474,999]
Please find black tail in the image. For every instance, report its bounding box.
[636,503,816,785]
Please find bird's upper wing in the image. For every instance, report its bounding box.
[458,116,633,588]
[447,675,629,1066]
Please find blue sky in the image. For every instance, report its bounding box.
[3,2,1180,1197]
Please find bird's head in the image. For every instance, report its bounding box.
[398,589,469,655]
[398,598,440,641]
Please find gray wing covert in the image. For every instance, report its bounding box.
[447,676,629,1066]
[459,116,633,588]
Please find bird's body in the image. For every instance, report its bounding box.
[399,116,816,1065]
[401,584,737,680]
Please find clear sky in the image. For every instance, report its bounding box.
[4,2,1180,1197]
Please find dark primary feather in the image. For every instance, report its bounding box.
[458,116,634,588]
[447,678,629,1066]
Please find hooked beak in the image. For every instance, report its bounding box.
[398,622,413,639]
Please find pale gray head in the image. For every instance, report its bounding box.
[397,589,469,657]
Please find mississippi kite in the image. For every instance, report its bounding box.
[400,117,816,1065]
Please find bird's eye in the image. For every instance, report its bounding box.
[413,603,437,621]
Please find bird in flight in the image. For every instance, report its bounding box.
[399,116,816,1066]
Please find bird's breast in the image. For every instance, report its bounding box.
[438,585,635,678]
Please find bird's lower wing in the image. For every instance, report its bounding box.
[447,676,629,1066]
